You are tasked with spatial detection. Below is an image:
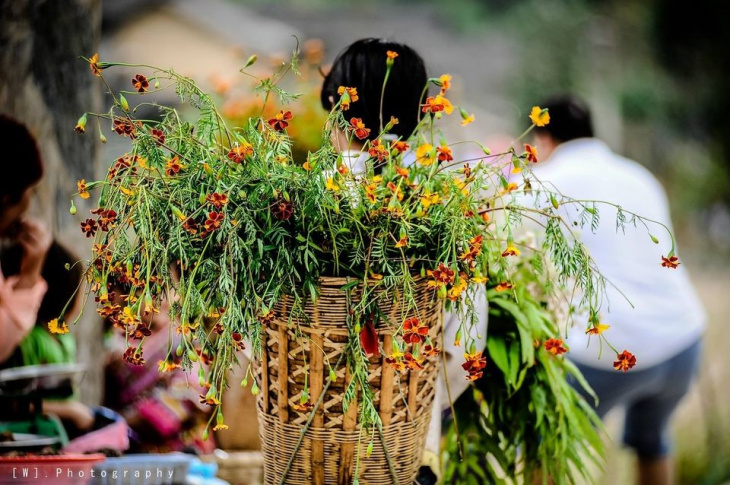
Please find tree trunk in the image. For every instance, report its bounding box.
[0,0,103,405]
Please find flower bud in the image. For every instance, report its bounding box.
[75,113,87,134]
[251,381,260,396]
[119,94,129,111]
[242,54,258,70]
[69,200,77,215]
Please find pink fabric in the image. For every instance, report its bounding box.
[0,268,47,363]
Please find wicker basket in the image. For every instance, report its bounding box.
[254,276,443,485]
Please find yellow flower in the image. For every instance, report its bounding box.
[529,106,550,127]
[460,113,475,126]
[48,319,69,335]
[586,323,611,335]
[499,183,518,195]
[501,245,521,257]
[213,423,229,431]
[77,179,90,199]
[302,161,312,171]
[439,74,452,94]
[420,189,440,209]
[416,144,435,166]
[325,178,340,192]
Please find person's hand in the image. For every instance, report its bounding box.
[43,400,95,431]
[15,218,52,288]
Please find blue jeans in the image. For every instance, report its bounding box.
[571,339,702,459]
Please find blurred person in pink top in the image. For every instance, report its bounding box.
[0,115,52,364]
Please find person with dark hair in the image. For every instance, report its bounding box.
[321,40,487,485]
[321,38,428,174]
[531,95,705,485]
[0,114,52,363]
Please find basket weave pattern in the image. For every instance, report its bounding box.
[255,277,443,485]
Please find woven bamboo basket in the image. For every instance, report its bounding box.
[254,276,443,485]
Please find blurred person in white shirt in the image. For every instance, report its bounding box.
[531,95,705,485]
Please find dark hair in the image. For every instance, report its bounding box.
[0,115,43,203]
[1,241,82,325]
[321,38,428,141]
[534,95,594,143]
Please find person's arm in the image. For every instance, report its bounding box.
[0,272,47,363]
[0,218,51,363]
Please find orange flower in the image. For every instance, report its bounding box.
[386,181,403,201]
[661,255,680,269]
[271,198,294,220]
[438,74,452,94]
[123,347,145,366]
[391,140,410,154]
[165,156,183,176]
[529,106,550,127]
[337,86,359,110]
[132,74,149,93]
[89,53,102,76]
[385,355,406,372]
[204,211,225,232]
[436,145,453,162]
[447,276,468,301]
[228,142,253,163]
[544,338,567,356]
[268,110,292,131]
[151,128,165,146]
[495,282,514,292]
[349,117,370,140]
[158,359,180,372]
[368,140,389,161]
[182,218,198,235]
[386,50,399,60]
[462,352,487,380]
[421,95,454,115]
[614,350,637,372]
[403,317,429,344]
[422,344,441,357]
[206,192,229,208]
[113,118,138,138]
[292,400,314,412]
[460,235,483,262]
[77,179,90,199]
[232,332,246,352]
[525,143,538,163]
[198,392,221,407]
[586,323,610,335]
[364,183,378,204]
[501,244,521,257]
[80,218,97,238]
[428,263,455,286]
[395,236,408,248]
[404,352,425,371]
[48,319,69,335]
[395,165,409,179]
